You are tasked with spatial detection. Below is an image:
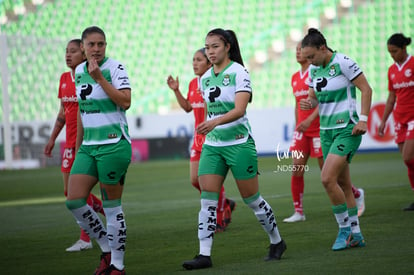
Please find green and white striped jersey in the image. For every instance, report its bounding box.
[200,61,253,146]
[309,52,362,130]
[75,57,131,145]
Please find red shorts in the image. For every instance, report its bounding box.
[395,120,414,144]
[190,147,202,162]
[61,147,75,173]
[289,131,323,158]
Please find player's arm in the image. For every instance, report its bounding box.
[167,75,192,112]
[351,73,373,135]
[44,101,66,157]
[75,109,84,153]
[379,91,396,136]
[88,59,131,110]
[196,91,250,135]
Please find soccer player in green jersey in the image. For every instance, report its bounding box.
[66,26,131,274]
[182,28,286,270]
[300,28,372,251]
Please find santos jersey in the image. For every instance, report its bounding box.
[58,71,78,148]
[308,52,362,130]
[291,68,320,136]
[388,55,414,123]
[75,57,131,145]
[200,61,253,147]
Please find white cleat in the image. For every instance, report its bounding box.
[356,188,365,217]
[283,212,306,223]
[66,239,93,252]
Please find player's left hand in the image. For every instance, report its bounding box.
[352,121,367,135]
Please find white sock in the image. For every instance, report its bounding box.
[245,194,281,244]
[198,197,218,256]
[68,202,110,252]
[104,204,126,271]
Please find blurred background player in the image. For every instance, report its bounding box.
[300,28,371,251]
[44,38,104,252]
[167,48,235,231]
[379,33,414,211]
[284,42,365,223]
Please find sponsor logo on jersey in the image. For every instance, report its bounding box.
[62,95,78,102]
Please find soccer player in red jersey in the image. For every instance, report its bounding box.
[167,48,236,232]
[44,39,104,251]
[284,42,366,223]
[379,33,414,211]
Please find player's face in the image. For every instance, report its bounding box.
[387,44,405,64]
[301,46,326,67]
[296,43,307,64]
[193,51,211,77]
[81,32,107,63]
[65,42,84,70]
[205,34,230,66]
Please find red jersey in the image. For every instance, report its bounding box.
[58,71,78,148]
[388,55,414,123]
[291,68,320,136]
[187,77,205,152]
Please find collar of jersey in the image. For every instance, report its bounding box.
[211,61,233,78]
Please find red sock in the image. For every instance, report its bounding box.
[404,158,414,190]
[80,229,90,242]
[291,176,304,214]
[351,185,360,198]
[216,186,226,227]
[87,193,105,216]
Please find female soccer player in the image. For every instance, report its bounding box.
[300,28,372,251]
[44,39,104,252]
[167,48,236,232]
[182,28,286,270]
[66,26,131,274]
[284,42,365,223]
[379,33,414,211]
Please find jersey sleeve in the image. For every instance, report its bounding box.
[235,67,252,94]
[58,73,65,99]
[339,54,362,82]
[111,62,131,90]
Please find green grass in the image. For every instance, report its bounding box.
[1,151,414,274]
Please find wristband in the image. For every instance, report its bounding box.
[359,115,368,122]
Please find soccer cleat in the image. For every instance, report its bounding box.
[94,252,111,275]
[332,227,351,251]
[349,232,366,248]
[403,202,414,211]
[102,264,125,275]
[265,239,287,261]
[356,188,365,217]
[182,254,212,270]
[283,212,306,223]
[65,239,93,252]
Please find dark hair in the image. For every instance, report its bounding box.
[68,38,81,46]
[196,48,210,63]
[81,26,106,41]
[302,28,333,52]
[206,28,244,66]
[387,33,412,48]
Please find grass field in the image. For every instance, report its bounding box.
[1,151,413,274]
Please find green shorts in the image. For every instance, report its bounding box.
[198,138,258,180]
[320,123,362,163]
[70,139,131,184]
